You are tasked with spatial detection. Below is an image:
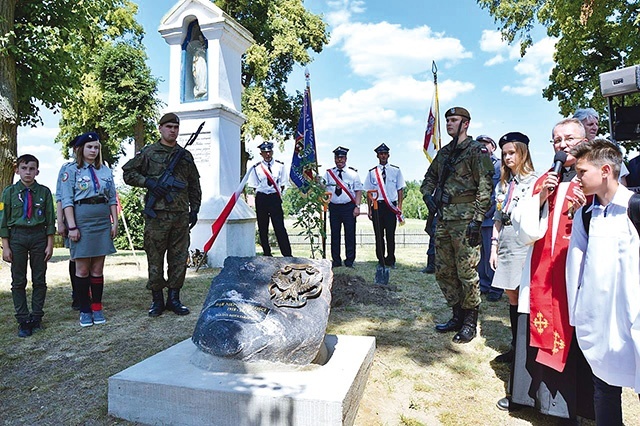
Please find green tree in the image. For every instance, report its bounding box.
[56,41,161,166]
[215,0,329,174]
[401,180,429,220]
[285,177,328,258]
[477,0,640,148]
[114,186,145,250]
[0,0,145,188]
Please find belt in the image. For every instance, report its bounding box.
[449,194,476,204]
[75,196,107,205]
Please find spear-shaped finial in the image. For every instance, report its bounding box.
[432,61,438,84]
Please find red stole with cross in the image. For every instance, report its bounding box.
[528,170,580,372]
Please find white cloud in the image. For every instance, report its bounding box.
[502,37,557,96]
[485,55,505,66]
[479,30,506,53]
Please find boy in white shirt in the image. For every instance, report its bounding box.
[566,138,640,425]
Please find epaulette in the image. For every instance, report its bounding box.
[369,166,376,172]
[254,162,262,168]
[349,166,358,172]
[389,164,400,169]
[275,159,284,164]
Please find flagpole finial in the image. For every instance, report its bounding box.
[432,61,438,84]
[305,67,310,86]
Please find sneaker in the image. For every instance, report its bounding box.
[18,322,32,338]
[79,312,93,327]
[92,310,106,324]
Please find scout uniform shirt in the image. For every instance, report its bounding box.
[248,159,287,194]
[59,162,117,209]
[364,164,405,203]
[324,167,363,204]
[0,180,56,237]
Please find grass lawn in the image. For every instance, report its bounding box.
[1,219,638,425]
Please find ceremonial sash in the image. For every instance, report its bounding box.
[327,169,357,204]
[528,170,578,372]
[374,167,404,223]
[259,163,281,197]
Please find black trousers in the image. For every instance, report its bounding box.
[329,202,357,266]
[371,200,397,266]
[255,192,292,257]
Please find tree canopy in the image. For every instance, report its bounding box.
[215,0,329,168]
[0,0,149,188]
[477,0,640,146]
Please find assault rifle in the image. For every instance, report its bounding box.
[143,121,205,218]
[425,120,464,237]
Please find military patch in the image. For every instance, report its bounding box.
[62,172,69,182]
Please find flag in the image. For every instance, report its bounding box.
[423,64,441,163]
[290,73,318,193]
[202,170,252,254]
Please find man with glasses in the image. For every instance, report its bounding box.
[500,118,595,421]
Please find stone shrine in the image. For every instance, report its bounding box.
[158,0,256,267]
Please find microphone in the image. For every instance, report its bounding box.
[549,151,568,192]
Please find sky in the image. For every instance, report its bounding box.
[17,0,572,190]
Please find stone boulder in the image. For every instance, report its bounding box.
[192,256,333,365]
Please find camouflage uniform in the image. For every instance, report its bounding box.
[122,141,201,291]
[420,136,494,309]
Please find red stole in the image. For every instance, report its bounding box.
[528,171,579,372]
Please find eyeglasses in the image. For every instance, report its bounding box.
[550,136,583,145]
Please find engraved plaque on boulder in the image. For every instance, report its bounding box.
[192,256,333,365]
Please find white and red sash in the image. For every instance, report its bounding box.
[259,163,281,197]
[528,170,587,372]
[374,167,404,223]
[327,168,357,204]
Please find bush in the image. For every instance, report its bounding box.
[114,186,145,250]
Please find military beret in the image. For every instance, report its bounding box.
[499,132,530,148]
[476,135,496,150]
[159,113,180,126]
[444,107,471,120]
[333,146,349,156]
[74,132,100,147]
[374,143,390,153]
[258,141,274,152]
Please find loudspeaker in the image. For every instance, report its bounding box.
[615,106,640,141]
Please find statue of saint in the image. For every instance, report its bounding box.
[189,35,207,99]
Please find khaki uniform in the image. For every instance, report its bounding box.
[420,136,494,309]
[122,142,201,291]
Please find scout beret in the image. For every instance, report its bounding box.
[159,113,180,125]
[333,146,349,156]
[499,132,530,148]
[74,132,100,147]
[476,135,496,150]
[374,143,390,153]
[258,141,274,152]
[444,107,471,120]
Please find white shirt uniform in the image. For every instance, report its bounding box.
[324,166,363,204]
[566,185,640,391]
[363,164,405,203]
[247,160,287,195]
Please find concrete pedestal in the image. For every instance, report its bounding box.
[108,334,375,426]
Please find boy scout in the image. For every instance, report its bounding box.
[0,154,56,337]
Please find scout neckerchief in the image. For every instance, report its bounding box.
[259,162,281,197]
[327,168,357,204]
[374,166,403,222]
[528,169,580,372]
[21,187,33,219]
[88,164,100,193]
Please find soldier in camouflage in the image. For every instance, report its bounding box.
[420,107,494,343]
[122,113,202,317]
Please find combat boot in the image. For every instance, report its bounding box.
[166,288,190,316]
[423,255,436,274]
[148,290,165,317]
[453,307,479,344]
[435,303,464,332]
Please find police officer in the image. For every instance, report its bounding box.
[247,141,292,257]
[364,143,405,268]
[122,113,202,317]
[324,146,363,268]
[420,107,494,343]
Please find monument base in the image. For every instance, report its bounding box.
[108,334,375,426]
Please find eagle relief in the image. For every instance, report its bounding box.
[269,264,323,308]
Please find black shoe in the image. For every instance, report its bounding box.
[166,288,190,315]
[332,262,342,268]
[148,290,165,317]
[496,397,509,411]
[18,322,32,338]
[452,308,479,344]
[435,304,464,333]
[494,349,514,363]
[29,319,44,332]
[422,264,435,274]
[487,293,502,302]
